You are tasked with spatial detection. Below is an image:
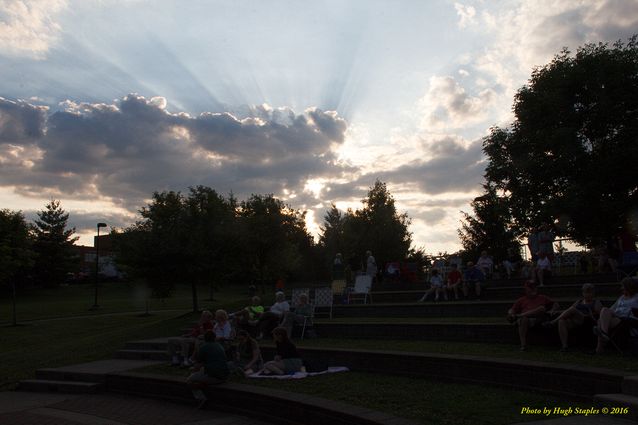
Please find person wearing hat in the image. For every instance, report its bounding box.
[507,281,559,351]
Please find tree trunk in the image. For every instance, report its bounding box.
[191,281,199,312]
[11,280,17,326]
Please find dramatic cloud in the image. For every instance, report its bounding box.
[0,94,350,211]
[0,0,68,59]
[418,76,497,130]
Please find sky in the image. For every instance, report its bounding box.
[0,0,637,253]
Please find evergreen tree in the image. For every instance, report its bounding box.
[458,184,519,262]
[32,200,78,287]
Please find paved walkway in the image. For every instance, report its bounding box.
[0,392,271,425]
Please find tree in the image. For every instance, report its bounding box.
[0,210,35,325]
[238,194,311,291]
[32,200,78,287]
[458,184,520,262]
[321,180,412,272]
[483,37,638,245]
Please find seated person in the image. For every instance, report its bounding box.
[418,269,445,302]
[446,263,463,300]
[544,283,603,351]
[534,251,552,287]
[502,247,522,279]
[476,251,494,278]
[168,310,213,367]
[463,262,485,300]
[257,292,290,339]
[261,327,303,375]
[190,309,234,364]
[282,293,313,337]
[232,296,264,330]
[231,330,263,375]
[187,330,230,407]
[594,277,638,354]
[507,281,559,351]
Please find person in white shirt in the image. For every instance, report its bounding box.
[257,292,290,339]
[418,269,446,302]
[535,252,552,287]
[476,251,494,278]
[594,278,638,354]
[366,250,377,278]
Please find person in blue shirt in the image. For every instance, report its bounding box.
[463,262,485,300]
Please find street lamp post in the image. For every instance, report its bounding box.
[90,222,107,310]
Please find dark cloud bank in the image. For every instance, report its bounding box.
[0,94,485,235]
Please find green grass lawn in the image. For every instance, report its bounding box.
[132,363,575,425]
[0,311,196,391]
[0,281,258,323]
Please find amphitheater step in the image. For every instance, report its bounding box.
[622,376,638,397]
[594,393,638,421]
[115,349,168,361]
[18,379,102,394]
[125,338,171,351]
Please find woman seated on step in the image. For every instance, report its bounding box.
[187,330,230,408]
[543,283,603,352]
[232,296,264,336]
[418,269,445,302]
[257,292,290,339]
[260,327,304,375]
[593,277,638,354]
[230,330,263,375]
[168,310,213,367]
[189,309,234,365]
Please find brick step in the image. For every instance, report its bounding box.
[594,393,638,421]
[18,379,102,394]
[115,349,168,361]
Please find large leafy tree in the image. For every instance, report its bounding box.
[458,184,520,262]
[0,210,35,325]
[320,180,412,272]
[484,37,638,245]
[32,200,79,287]
[238,194,311,289]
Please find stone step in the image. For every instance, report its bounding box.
[18,379,102,394]
[115,349,168,361]
[622,376,638,397]
[370,282,620,303]
[594,393,638,421]
[36,368,106,383]
[312,321,599,347]
[332,298,616,318]
[125,338,170,351]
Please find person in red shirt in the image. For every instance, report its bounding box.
[446,264,463,300]
[507,281,559,351]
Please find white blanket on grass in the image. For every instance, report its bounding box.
[248,366,349,379]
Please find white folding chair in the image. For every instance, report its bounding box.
[349,275,372,304]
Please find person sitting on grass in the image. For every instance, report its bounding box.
[187,330,229,408]
[507,280,559,351]
[593,277,638,354]
[446,263,463,300]
[257,292,290,339]
[282,293,313,338]
[261,327,304,375]
[463,262,485,300]
[534,251,552,287]
[230,330,263,376]
[168,310,213,367]
[418,269,445,302]
[543,283,603,352]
